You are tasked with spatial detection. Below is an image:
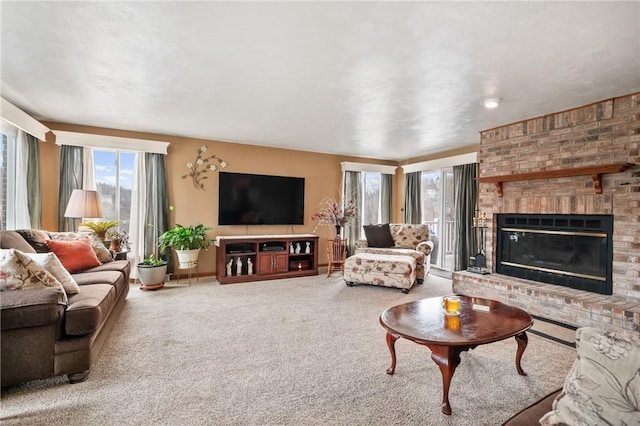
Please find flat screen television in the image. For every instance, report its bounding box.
[218,172,305,225]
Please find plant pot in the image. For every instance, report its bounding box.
[109,239,121,252]
[137,262,167,291]
[176,249,200,269]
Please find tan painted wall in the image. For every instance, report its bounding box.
[41,122,400,275]
[40,133,60,231]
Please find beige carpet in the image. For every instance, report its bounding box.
[1,274,576,425]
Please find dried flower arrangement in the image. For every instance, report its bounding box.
[311,196,357,233]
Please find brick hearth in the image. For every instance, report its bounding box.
[453,92,640,334]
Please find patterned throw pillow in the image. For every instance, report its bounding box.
[0,249,67,302]
[540,327,640,425]
[48,231,113,263]
[46,238,102,273]
[15,229,51,253]
[24,252,80,294]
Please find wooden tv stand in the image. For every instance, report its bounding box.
[215,234,319,284]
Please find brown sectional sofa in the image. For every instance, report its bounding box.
[1,230,130,387]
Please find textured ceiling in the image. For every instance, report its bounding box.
[2,2,639,161]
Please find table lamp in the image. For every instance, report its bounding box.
[64,189,103,222]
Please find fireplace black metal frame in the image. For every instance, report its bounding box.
[496,214,613,295]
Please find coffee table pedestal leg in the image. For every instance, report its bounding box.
[428,344,464,415]
[385,332,400,375]
[514,332,528,376]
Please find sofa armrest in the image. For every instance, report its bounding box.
[416,240,433,256]
[502,389,561,426]
[354,239,368,249]
[1,287,67,330]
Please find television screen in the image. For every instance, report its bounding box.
[218,172,305,225]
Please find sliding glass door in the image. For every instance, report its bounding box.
[421,169,454,271]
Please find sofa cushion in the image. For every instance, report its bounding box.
[71,269,128,305]
[0,230,37,253]
[72,269,125,286]
[46,238,102,272]
[15,229,50,253]
[23,252,80,295]
[540,327,640,425]
[363,223,395,248]
[73,259,130,275]
[65,283,117,336]
[0,249,67,302]
[48,231,113,263]
[0,286,67,330]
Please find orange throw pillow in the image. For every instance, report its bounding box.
[46,238,101,272]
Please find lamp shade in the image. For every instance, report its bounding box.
[64,189,103,218]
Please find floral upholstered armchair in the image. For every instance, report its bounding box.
[355,223,434,282]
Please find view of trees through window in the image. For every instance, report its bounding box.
[421,169,454,270]
[93,150,135,234]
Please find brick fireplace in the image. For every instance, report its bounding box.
[453,92,640,333]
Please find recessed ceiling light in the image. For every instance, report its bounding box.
[484,98,500,109]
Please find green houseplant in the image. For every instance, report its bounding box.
[136,224,168,291]
[158,223,213,251]
[158,223,213,269]
[81,220,122,241]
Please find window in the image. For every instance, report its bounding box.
[358,172,382,239]
[0,130,10,229]
[421,168,454,271]
[93,150,135,234]
[1,122,18,230]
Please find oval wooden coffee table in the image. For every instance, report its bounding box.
[379,295,533,415]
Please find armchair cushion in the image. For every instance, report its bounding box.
[363,223,395,248]
[389,223,430,249]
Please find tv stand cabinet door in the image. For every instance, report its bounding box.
[257,253,274,274]
[257,252,290,274]
[274,252,288,273]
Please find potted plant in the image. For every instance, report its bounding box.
[158,223,213,269]
[136,224,167,290]
[106,229,130,253]
[137,255,167,290]
[81,220,122,245]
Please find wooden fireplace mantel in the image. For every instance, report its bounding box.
[478,162,634,197]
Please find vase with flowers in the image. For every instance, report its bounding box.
[311,196,357,237]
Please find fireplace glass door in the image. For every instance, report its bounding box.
[496,214,613,295]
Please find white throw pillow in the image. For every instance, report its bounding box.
[0,249,68,302]
[24,251,80,294]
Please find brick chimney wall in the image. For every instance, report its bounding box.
[453,92,640,332]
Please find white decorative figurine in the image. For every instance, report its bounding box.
[290,243,294,254]
[305,242,311,253]
[295,242,301,254]
[236,257,243,276]
[247,258,253,275]
[226,258,233,276]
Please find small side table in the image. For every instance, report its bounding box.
[112,250,130,261]
[326,239,347,277]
